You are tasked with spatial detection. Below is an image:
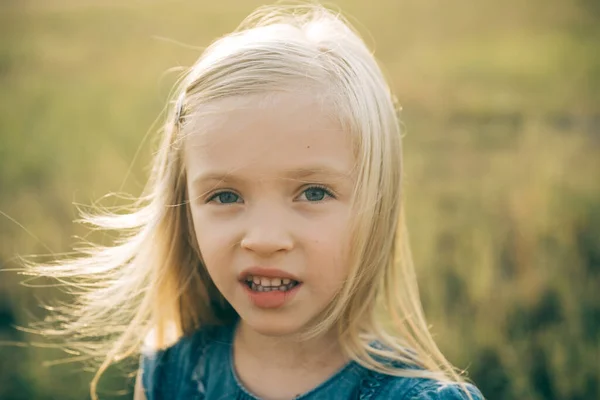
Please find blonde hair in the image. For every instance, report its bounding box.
[25,3,473,399]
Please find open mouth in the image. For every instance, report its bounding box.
[243,276,300,292]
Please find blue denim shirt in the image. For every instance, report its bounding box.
[141,324,484,400]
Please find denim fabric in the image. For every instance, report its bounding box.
[140,324,483,400]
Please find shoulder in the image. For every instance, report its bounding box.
[140,324,232,400]
[359,341,484,400]
[380,377,484,400]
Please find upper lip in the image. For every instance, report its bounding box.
[239,266,302,282]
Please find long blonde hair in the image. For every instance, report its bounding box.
[25,3,472,399]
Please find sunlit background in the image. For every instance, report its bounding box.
[1,1,599,399]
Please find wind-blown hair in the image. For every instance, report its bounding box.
[25,4,471,399]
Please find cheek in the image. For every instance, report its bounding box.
[305,214,352,280]
[190,213,236,272]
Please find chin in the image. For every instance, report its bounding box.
[240,312,310,337]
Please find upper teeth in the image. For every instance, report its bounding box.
[246,276,293,287]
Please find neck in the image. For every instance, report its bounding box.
[234,321,347,370]
[232,321,350,399]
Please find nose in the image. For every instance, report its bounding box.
[240,204,294,256]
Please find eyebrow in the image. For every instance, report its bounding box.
[191,166,354,187]
[284,166,353,181]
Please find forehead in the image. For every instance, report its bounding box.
[183,92,355,182]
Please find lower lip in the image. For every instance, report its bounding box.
[241,282,302,309]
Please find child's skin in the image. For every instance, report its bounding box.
[182,90,356,399]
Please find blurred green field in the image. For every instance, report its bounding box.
[1,1,599,399]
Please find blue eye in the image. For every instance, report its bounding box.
[301,186,334,202]
[208,191,241,204]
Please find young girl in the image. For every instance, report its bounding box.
[29,4,484,400]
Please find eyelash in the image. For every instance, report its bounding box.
[205,190,242,205]
[205,185,336,204]
[299,184,336,201]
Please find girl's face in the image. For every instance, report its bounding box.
[185,92,356,337]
